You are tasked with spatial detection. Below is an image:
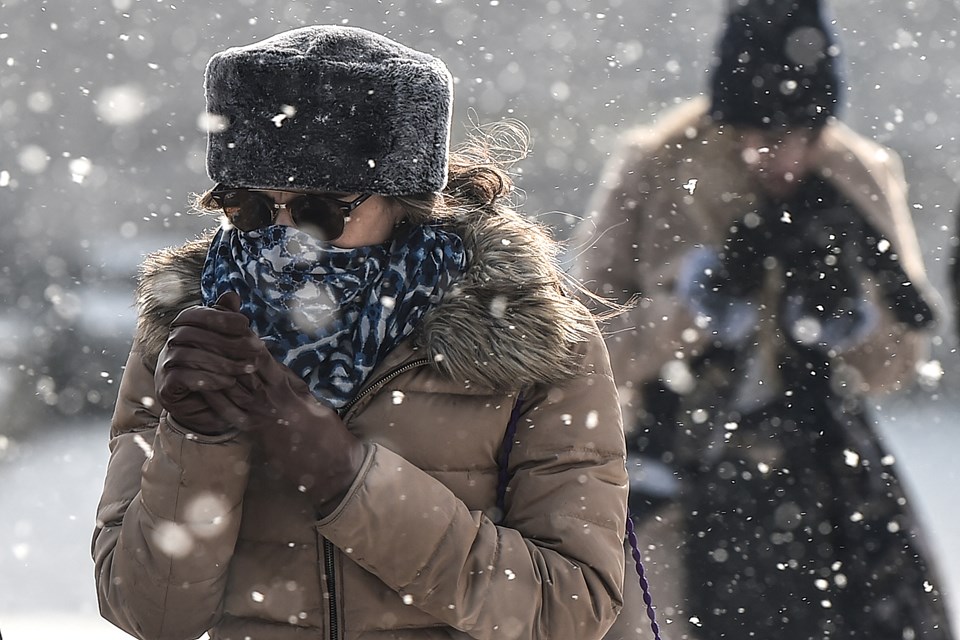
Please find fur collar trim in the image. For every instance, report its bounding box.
[134,210,594,390]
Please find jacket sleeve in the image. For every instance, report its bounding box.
[92,348,253,640]
[835,149,936,393]
[571,134,709,426]
[318,329,629,640]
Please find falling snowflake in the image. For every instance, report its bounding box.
[184,492,231,539]
[69,157,92,184]
[18,144,49,174]
[842,449,860,467]
[489,295,508,318]
[95,84,147,125]
[271,104,297,127]
[151,522,194,558]
[916,360,943,385]
[133,433,154,459]
[197,111,229,133]
[585,410,598,429]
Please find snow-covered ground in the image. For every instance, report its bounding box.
[1,396,957,639]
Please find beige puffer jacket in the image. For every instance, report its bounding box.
[93,207,629,639]
[573,97,939,432]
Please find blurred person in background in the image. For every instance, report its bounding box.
[575,0,953,639]
[93,25,630,640]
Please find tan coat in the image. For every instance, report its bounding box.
[573,97,938,431]
[93,208,629,639]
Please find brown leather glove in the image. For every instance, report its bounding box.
[154,292,265,435]
[223,352,367,517]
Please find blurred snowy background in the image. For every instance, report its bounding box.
[0,0,958,637]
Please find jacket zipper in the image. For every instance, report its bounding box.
[323,356,430,639]
[324,538,339,640]
[341,357,430,416]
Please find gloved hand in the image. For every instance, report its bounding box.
[155,292,263,435]
[221,347,367,517]
[713,208,777,297]
[776,180,936,343]
[779,205,864,317]
[784,202,936,329]
[857,220,936,329]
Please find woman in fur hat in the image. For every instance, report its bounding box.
[93,26,629,640]
[575,1,954,639]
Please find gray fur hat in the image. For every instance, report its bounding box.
[204,25,453,195]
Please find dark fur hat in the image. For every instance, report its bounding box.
[709,0,842,130]
[204,25,453,195]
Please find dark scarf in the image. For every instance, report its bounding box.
[200,222,467,409]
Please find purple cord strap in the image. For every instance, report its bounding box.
[626,516,664,640]
[497,394,663,640]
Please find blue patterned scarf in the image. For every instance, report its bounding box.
[200,223,466,409]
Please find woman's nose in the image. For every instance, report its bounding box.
[273,204,295,227]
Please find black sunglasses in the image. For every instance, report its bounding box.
[209,184,372,241]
